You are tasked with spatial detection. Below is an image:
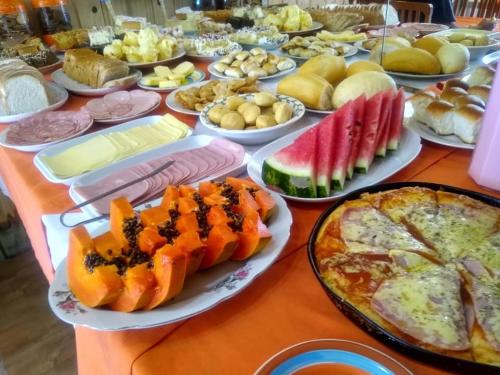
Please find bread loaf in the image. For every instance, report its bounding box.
[451,104,484,144]
[63,48,130,88]
[0,59,49,115]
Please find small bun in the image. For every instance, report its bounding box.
[441,86,468,103]
[452,94,485,109]
[425,100,455,135]
[410,90,437,123]
[452,104,484,144]
[442,78,469,92]
[466,65,496,87]
[467,85,491,102]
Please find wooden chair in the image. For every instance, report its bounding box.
[454,0,500,18]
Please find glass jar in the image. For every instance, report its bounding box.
[0,0,32,40]
[31,0,72,36]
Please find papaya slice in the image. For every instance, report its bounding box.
[231,210,272,261]
[94,231,122,260]
[161,185,179,210]
[178,196,199,215]
[200,224,239,269]
[225,177,261,192]
[179,184,197,197]
[137,226,167,255]
[236,189,260,217]
[207,205,231,226]
[140,206,169,228]
[198,181,220,197]
[110,197,138,250]
[203,193,228,207]
[174,231,205,275]
[254,190,276,223]
[146,244,187,310]
[176,212,200,233]
[109,263,156,312]
[67,226,123,308]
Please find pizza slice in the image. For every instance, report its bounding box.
[371,265,470,351]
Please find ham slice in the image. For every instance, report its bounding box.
[371,265,470,351]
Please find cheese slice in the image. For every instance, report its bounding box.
[371,265,470,351]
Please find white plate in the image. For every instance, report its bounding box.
[239,42,284,51]
[38,59,63,74]
[199,93,305,145]
[284,22,323,37]
[33,115,193,185]
[247,125,421,203]
[186,45,243,62]
[69,135,251,217]
[354,40,371,53]
[0,112,93,153]
[281,43,358,62]
[0,82,68,123]
[405,117,474,150]
[127,49,186,69]
[48,191,292,331]
[137,69,206,93]
[306,107,334,115]
[482,50,500,66]
[51,69,142,97]
[93,98,161,125]
[208,60,296,81]
[387,68,471,80]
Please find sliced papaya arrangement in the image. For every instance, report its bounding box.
[67,177,276,312]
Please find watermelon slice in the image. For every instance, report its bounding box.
[355,92,384,173]
[387,88,405,151]
[331,100,354,191]
[346,95,366,179]
[375,90,394,157]
[314,113,336,197]
[262,126,319,198]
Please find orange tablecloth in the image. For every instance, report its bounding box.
[1,21,499,373]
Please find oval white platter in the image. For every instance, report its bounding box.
[93,97,161,125]
[387,67,471,80]
[138,69,206,93]
[127,48,186,69]
[284,21,323,37]
[33,115,193,186]
[51,68,142,96]
[199,93,306,146]
[354,40,371,54]
[281,43,358,63]
[405,118,474,150]
[48,190,292,331]
[0,82,68,123]
[0,112,93,153]
[207,60,296,81]
[247,125,422,203]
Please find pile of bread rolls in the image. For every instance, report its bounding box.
[410,66,495,144]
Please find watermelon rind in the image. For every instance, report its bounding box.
[262,157,317,198]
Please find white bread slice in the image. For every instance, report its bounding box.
[3,75,49,115]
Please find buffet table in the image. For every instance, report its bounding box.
[0,16,498,375]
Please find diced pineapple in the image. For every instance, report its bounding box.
[158,80,180,88]
[172,61,195,77]
[142,75,162,86]
[154,66,172,79]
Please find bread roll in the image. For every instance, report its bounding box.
[467,85,491,102]
[452,94,485,109]
[442,78,469,92]
[409,91,437,123]
[466,65,495,87]
[451,104,484,144]
[440,86,468,103]
[424,100,455,135]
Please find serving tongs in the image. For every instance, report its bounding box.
[59,160,175,228]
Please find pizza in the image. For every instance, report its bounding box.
[313,186,500,367]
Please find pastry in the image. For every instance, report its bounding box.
[63,48,130,88]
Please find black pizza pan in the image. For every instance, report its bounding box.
[307,181,500,374]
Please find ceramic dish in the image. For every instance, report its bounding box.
[405,117,474,150]
[186,45,243,62]
[255,339,413,375]
[281,43,358,63]
[48,190,292,331]
[33,115,193,185]
[284,21,323,37]
[69,135,251,217]
[38,59,63,74]
[247,126,421,202]
[138,69,206,93]
[0,111,93,153]
[165,80,209,116]
[307,182,500,374]
[386,67,471,80]
[430,28,500,60]
[51,68,142,97]
[199,93,305,145]
[482,50,500,66]
[126,48,186,69]
[0,82,68,123]
[207,60,296,81]
[305,107,334,115]
[239,42,283,51]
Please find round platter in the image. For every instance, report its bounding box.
[255,339,413,375]
[0,82,68,123]
[165,80,210,116]
[305,107,334,115]
[281,43,358,63]
[284,21,323,37]
[307,182,500,374]
[48,191,292,331]
[387,67,471,80]
[51,68,142,97]
[207,60,296,81]
[405,117,474,150]
[239,42,283,51]
[126,49,186,69]
[38,59,63,74]
[138,69,205,93]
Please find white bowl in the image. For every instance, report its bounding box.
[430,28,500,60]
[199,93,306,145]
